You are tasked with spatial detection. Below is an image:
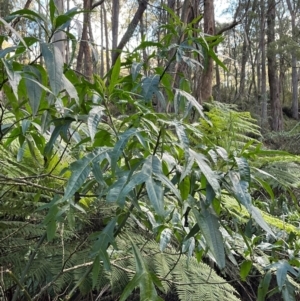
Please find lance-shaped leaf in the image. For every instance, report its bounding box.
[160,228,172,251]
[24,66,43,116]
[174,89,205,118]
[141,74,160,101]
[110,128,138,174]
[41,43,63,95]
[90,218,117,270]
[2,59,21,99]
[88,106,104,141]
[62,74,79,104]
[143,156,165,216]
[234,156,250,183]
[174,120,189,162]
[190,150,220,197]
[63,147,110,201]
[193,207,225,269]
[119,241,163,301]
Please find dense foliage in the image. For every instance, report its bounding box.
[1,2,300,301]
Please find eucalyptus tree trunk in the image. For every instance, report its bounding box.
[112,0,119,53]
[259,0,267,128]
[53,0,66,60]
[286,0,298,119]
[111,0,148,66]
[199,0,215,103]
[267,0,283,131]
[76,0,93,80]
[103,4,110,72]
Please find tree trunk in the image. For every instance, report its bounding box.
[267,0,283,131]
[199,0,215,103]
[111,0,148,66]
[260,0,267,128]
[53,0,66,61]
[76,0,92,80]
[286,0,298,119]
[112,0,119,52]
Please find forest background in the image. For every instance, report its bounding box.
[1,0,300,300]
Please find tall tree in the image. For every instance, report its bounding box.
[267,0,283,130]
[199,0,215,103]
[286,0,299,119]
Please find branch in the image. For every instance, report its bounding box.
[92,0,106,9]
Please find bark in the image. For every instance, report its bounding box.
[111,0,148,66]
[286,0,298,119]
[76,0,93,80]
[53,0,66,61]
[112,0,119,52]
[260,0,267,128]
[100,6,104,77]
[267,0,283,131]
[103,4,110,71]
[199,0,215,103]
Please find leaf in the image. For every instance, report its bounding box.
[131,61,143,81]
[109,56,121,94]
[88,107,103,141]
[146,177,164,216]
[44,119,73,158]
[90,218,117,270]
[64,148,110,201]
[250,206,274,237]
[240,260,252,281]
[193,207,225,269]
[141,75,160,101]
[282,279,296,301]
[190,150,220,197]
[0,46,17,58]
[41,43,63,95]
[2,59,22,99]
[174,121,189,161]
[62,74,79,104]
[228,172,252,210]
[174,89,204,118]
[159,228,172,251]
[110,128,138,174]
[24,65,43,116]
[92,255,100,289]
[106,176,128,202]
[234,156,250,183]
[257,270,272,301]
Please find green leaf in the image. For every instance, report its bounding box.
[190,150,220,197]
[109,56,121,94]
[0,46,17,58]
[159,228,172,251]
[257,270,272,301]
[44,119,73,158]
[282,279,296,301]
[62,74,79,104]
[174,89,205,118]
[250,206,274,237]
[64,147,110,200]
[88,106,104,141]
[41,43,63,95]
[92,255,100,289]
[234,156,250,183]
[131,61,143,81]
[193,207,225,269]
[141,75,160,101]
[90,218,117,270]
[49,0,56,25]
[179,177,190,200]
[110,128,138,174]
[2,59,22,99]
[24,66,43,116]
[146,177,164,216]
[240,260,252,281]
[106,176,128,203]
[228,172,252,210]
[174,121,189,161]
